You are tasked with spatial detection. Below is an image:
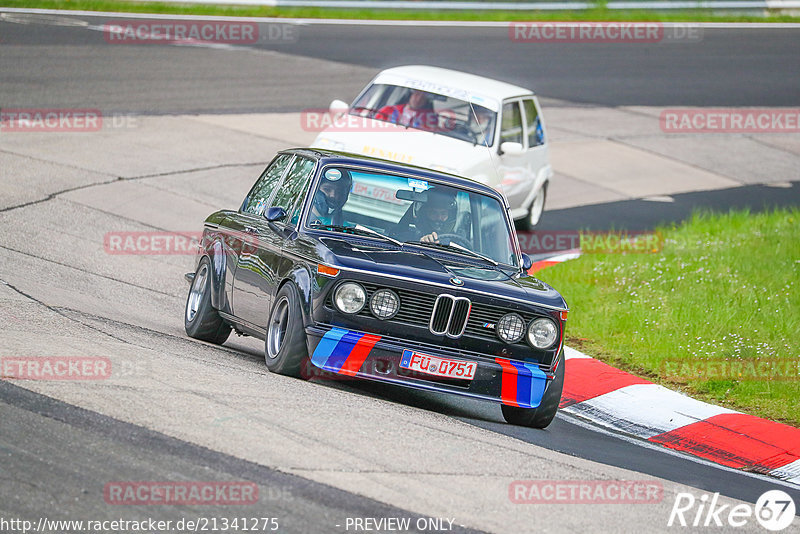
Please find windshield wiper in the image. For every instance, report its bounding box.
[310,223,402,247]
[446,241,499,266]
[405,240,500,267]
[352,224,403,246]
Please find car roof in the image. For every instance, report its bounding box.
[282,147,508,200]
[373,65,534,102]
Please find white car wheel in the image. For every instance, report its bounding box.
[518,183,547,230]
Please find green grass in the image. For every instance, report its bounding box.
[542,208,800,427]
[3,0,800,23]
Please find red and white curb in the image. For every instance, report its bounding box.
[528,249,581,274]
[559,347,800,486]
[529,251,800,485]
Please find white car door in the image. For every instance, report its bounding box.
[522,97,548,184]
[496,100,533,214]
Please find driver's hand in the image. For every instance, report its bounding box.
[421,232,439,243]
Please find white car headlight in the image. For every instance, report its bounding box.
[527,318,558,349]
[334,282,366,314]
[496,313,525,343]
[370,289,400,320]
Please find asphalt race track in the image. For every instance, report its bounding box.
[1,11,799,533]
[2,15,800,111]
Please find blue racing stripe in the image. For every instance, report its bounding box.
[511,361,547,409]
[324,331,364,373]
[311,328,348,369]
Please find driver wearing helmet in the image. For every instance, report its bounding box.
[375,89,439,132]
[399,187,459,244]
[309,168,352,226]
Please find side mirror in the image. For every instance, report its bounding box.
[264,206,287,222]
[499,142,524,156]
[329,99,349,117]
[521,253,533,271]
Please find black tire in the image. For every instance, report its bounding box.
[501,353,564,429]
[264,283,309,378]
[184,257,231,345]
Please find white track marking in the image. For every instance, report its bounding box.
[562,383,739,439]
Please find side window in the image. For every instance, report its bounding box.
[271,157,316,226]
[523,99,544,147]
[477,196,515,266]
[500,102,523,145]
[242,154,292,216]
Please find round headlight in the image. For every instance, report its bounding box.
[496,313,525,343]
[527,318,558,349]
[333,282,366,314]
[370,289,400,320]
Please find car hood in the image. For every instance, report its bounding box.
[311,124,496,180]
[319,237,566,310]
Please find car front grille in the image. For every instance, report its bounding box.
[429,294,471,338]
[329,281,557,369]
[353,283,527,343]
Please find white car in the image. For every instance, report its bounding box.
[311,65,552,228]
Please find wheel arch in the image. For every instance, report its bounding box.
[200,235,228,311]
[276,263,314,329]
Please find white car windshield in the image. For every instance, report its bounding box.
[349,84,497,146]
[306,166,519,268]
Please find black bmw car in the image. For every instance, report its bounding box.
[184,148,568,428]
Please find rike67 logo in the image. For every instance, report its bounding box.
[668,489,795,531]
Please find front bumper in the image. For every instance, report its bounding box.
[305,325,551,409]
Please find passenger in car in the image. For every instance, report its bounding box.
[470,107,495,146]
[309,168,352,226]
[375,89,439,131]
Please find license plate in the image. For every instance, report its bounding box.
[400,350,476,380]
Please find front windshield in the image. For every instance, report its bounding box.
[350,84,497,146]
[305,166,518,268]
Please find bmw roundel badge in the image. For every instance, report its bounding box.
[450,276,464,286]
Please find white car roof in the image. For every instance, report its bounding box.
[371,65,534,112]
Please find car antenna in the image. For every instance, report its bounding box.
[468,101,503,192]
[468,102,524,272]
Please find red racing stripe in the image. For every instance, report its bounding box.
[560,358,651,407]
[338,333,381,377]
[648,413,800,470]
[496,358,519,407]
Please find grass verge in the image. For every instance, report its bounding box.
[541,208,800,427]
[1,0,800,23]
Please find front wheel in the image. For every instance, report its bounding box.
[264,283,309,378]
[184,257,231,344]
[516,183,548,231]
[501,354,564,429]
